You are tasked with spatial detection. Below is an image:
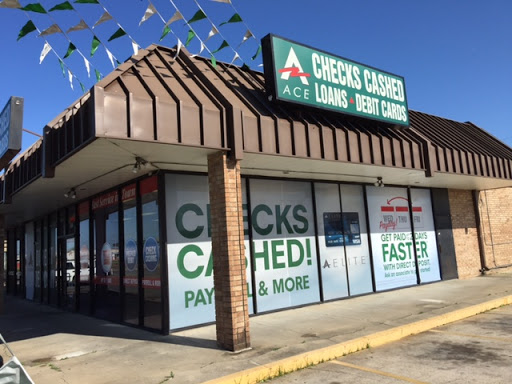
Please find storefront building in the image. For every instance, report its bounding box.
[2,42,512,352]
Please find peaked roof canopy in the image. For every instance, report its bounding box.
[1,44,511,226]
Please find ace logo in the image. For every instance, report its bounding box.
[278,47,311,85]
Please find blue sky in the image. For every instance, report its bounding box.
[1,0,511,153]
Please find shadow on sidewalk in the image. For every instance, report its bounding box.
[0,296,219,350]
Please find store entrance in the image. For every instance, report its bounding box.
[57,236,76,310]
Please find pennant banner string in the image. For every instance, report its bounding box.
[220,0,258,42]
[19,10,85,91]
[95,0,140,55]
[34,2,105,79]
[151,0,216,64]
[191,0,242,62]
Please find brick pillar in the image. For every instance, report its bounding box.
[208,152,251,352]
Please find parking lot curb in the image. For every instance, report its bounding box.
[202,295,512,384]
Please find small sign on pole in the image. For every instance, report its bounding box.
[0,97,23,170]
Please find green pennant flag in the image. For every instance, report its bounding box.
[49,1,73,11]
[74,0,98,3]
[95,69,101,82]
[212,40,229,54]
[185,30,196,47]
[251,45,262,60]
[220,13,242,26]
[17,20,36,41]
[242,63,251,71]
[211,54,217,68]
[58,59,65,77]
[80,82,86,93]
[21,3,46,13]
[90,35,100,56]
[108,27,126,42]
[160,26,171,41]
[63,42,76,59]
[187,9,206,24]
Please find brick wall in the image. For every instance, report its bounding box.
[477,188,512,269]
[448,189,482,279]
[207,152,250,352]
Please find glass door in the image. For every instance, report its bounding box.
[58,236,76,310]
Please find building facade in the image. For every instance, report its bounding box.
[2,45,512,351]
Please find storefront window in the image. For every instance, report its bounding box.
[409,188,441,283]
[93,190,120,321]
[49,214,57,305]
[366,186,417,291]
[25,222,34,301]
[249,179,320,313]
[16,238,21,296]
[34,222,41,302]
[314,183,350,300]
[122,184,138,325]
[79,201,91,314]
[141,176,161,330]
[42,218,49,304]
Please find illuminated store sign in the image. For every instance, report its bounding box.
[262,35,409,126]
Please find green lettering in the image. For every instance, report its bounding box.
[185,291,194,308]
[389,243,399,261]
[253,240,270,271]
[303,275,310,289]
[205,287,214,304]
[421,241,428,258]
[275,205,293,234]
[194,289,207,307]
[271,240,286,269]
[398,242,407,260]
[273,278,284,294]
[287,239,304,267]
[252,204,273,236]
[293,205,309,234]
[406,241,413,260]
[205,251,213,277]
[382,243,389,262]
[177,244,204,279]
[175,203,204,239]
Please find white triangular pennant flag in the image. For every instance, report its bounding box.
[191,41,206,58]
[93,11,112,28]
[229,52,240,66]
[174,39,183,59]
[139,3,156,26]
[39,24,62,37]
[132,41,139,55]
[67,20,88,33]
[166,11,183,26]
[204,26,219,42]
[242,30,254,42]
[105,48,115,69]
[0,0,22,9]
[210,0,231,3]
[68,69,74,90]
[39,42,51,64]
[83,57,91,77]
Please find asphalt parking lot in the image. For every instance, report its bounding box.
[273,304,512,384]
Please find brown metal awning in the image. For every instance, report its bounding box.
[1,44,512,227]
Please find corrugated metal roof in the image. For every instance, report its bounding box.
[2,44,512,200]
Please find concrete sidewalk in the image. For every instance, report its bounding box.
[1,271,511,384]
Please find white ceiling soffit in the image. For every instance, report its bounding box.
[0,138,217,227]
[240,153,512,190]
